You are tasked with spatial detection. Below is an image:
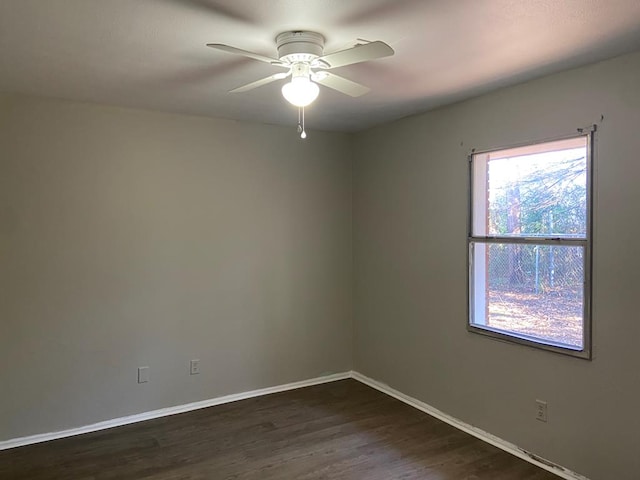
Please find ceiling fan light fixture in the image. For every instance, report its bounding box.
[281,76,319,107]
[208,31,394,135]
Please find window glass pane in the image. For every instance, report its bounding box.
[471,242,584,349]
[473,137,588,238]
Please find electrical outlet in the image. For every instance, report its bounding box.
[190,359,200,375]
[138,366,149,384]
[535,399,548,422]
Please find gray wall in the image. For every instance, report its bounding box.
[353,51,640,480]
[3,50,640,480]
[0,94,352,441]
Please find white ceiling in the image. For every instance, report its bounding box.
[2,0,640,132]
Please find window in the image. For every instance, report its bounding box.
[468,131,593,358]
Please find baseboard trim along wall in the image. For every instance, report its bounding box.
[351,371,590,480]
[0,371,351,451]
[0,370,590,480]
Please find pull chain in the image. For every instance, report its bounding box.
[296,107,308,139]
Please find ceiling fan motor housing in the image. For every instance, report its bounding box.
[276,31,325,63]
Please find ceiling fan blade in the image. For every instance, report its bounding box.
[312,72,370,97]
[207,44,284,65]
[316,41,394,69]
[229,72,290,93]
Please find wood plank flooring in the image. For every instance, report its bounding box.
[0,379,558,479]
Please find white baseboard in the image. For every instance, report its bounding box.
[0,369,590,480]
[0,371,351,451]
[351,371,589,480]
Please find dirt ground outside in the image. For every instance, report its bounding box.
[486,286,583,347]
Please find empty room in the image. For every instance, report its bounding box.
[1,1,639,479]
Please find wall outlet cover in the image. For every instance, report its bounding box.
[190,359,200,375]
[138,366,150,384]
[535,399,548,422]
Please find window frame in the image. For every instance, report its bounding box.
[467,128,595,359]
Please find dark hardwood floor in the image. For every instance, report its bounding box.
[0,379,558,479]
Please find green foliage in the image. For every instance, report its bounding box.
[487,154,586,291]
[489,155,586,237]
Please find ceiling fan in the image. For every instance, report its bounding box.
[207,31,394,137]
